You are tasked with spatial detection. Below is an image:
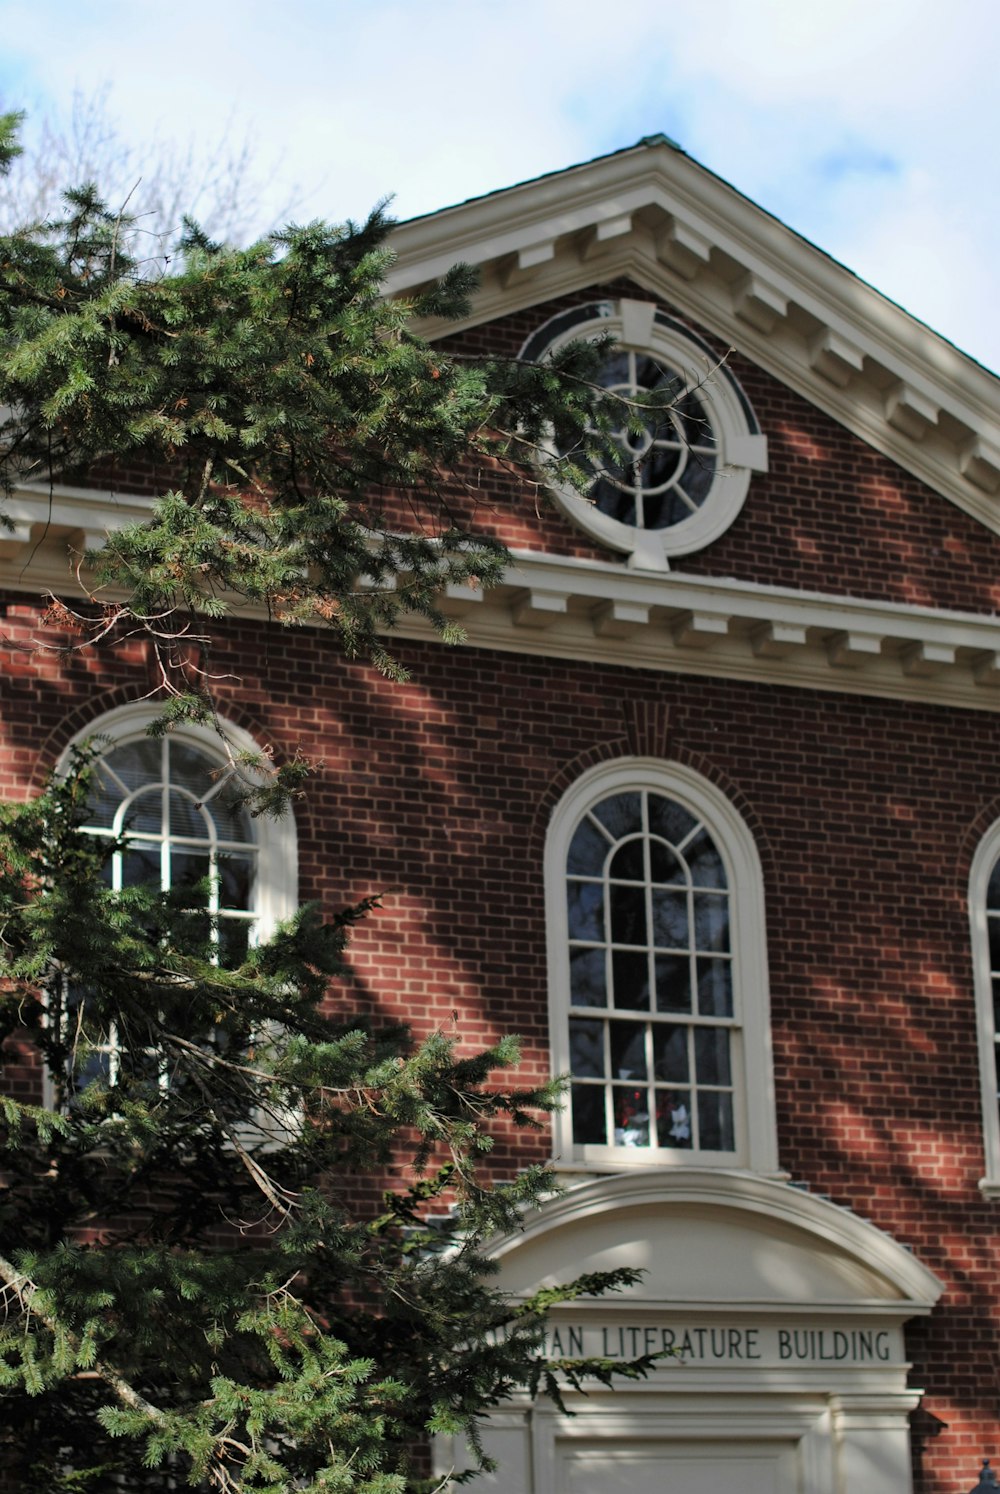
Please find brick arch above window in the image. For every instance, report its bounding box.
[545,757,778,1176]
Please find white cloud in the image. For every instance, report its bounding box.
[2,0,999,367]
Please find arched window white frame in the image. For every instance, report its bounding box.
[969,821,1000,1194]
[545,759,778,1173]
[522,298,767,570]
[55,704,297,1088]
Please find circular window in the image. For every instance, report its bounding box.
[522,299,767,567]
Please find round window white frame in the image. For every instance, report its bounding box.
[524,298,768,569]
[545,757,779,1174]
[58,702,298,941]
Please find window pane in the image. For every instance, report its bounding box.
[171,851,211,895]
[697,958,733,1017]
[609,1021,647,1081]
[656,1091,693,1147]
[591,792,642,840]
[122,846,161,888]
[695,1028,732,1086]
[610,838,645,881]
[127,787,163,836]
[651,889,687,948]
[168,790,210,841]
[567,881,604,941]
[570,1018,605,1078]
[648,795,698,848]
[570,947,606,1007]
[572,1085,607,1145]
[655,954,691,1013]
[649,839,684,884]
[611,949,650,1010]
[219,855,254,910]
[652,1025,688,1083]
[217,919,252,970]
[698,1091,735,1152]
[684,828,727,889]
[613,1088,651,1147]
[567,818,611,875]
[694,893,730,953]
[610,884,647,946]
[104,739,162,795]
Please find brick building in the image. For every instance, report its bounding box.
[4,137,1000,1491]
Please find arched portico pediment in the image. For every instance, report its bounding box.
[490,1170,942,1312]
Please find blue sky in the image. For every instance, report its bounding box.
[3,0,999,370]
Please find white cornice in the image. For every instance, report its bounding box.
[387,140,1000,538]
[6,482,1000,711]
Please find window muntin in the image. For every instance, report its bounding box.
[521,299,767,568]
[54,706,298,1098]
[86,736,258,969]
[566,789,735,1154]
[545,759,778,1175]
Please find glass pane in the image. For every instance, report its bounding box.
[567,881,604,941]
[121,845,161,888]
[219,855,254,910]
[989,915,1000,973]
[654,954,692,1013]
[676,390,716,450]
[567,817,612,876]
[694,893,730,953]
[171,851,211,897]
[698,1091,735,1152]
[592,792,643,841]
[168,790,210,842]
[684,828,727,889]
[570,1019,605,1078]
[572,1085,606,1145]
[697,958,733,1017]
[217,918,252,969]
[648,840,683,884]
[648,795,698,848]
[609,1021,647,1081]
[592,476,636,525]
[570,947,606,1007]
[678,453,716,506]
[126,787,163,836]
[598,350,632,391]
[610,838,645,881]
[613,1087,650,1147]
[993,976,1000,1034]
[103,738,162,795]
[611,949,650,1010]
[652,1025,688,1083]
[655,1091,692,1147]
[209,779,254,844]
[170,742,217,797]
[86,767,125,829]
[610,884,647,946]
[651,889,688,948]
[695,1028,732,1086]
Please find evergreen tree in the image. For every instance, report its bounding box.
[0,118,656,1489]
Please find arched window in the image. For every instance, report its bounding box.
[969,821,1000,1193]
[57,704,297,1088]
[545,759,777,1173]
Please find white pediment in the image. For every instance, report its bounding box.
[490,1170,942,1313]
[388,137,1000,538]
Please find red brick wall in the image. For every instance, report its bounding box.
[2,596,1000,1489]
